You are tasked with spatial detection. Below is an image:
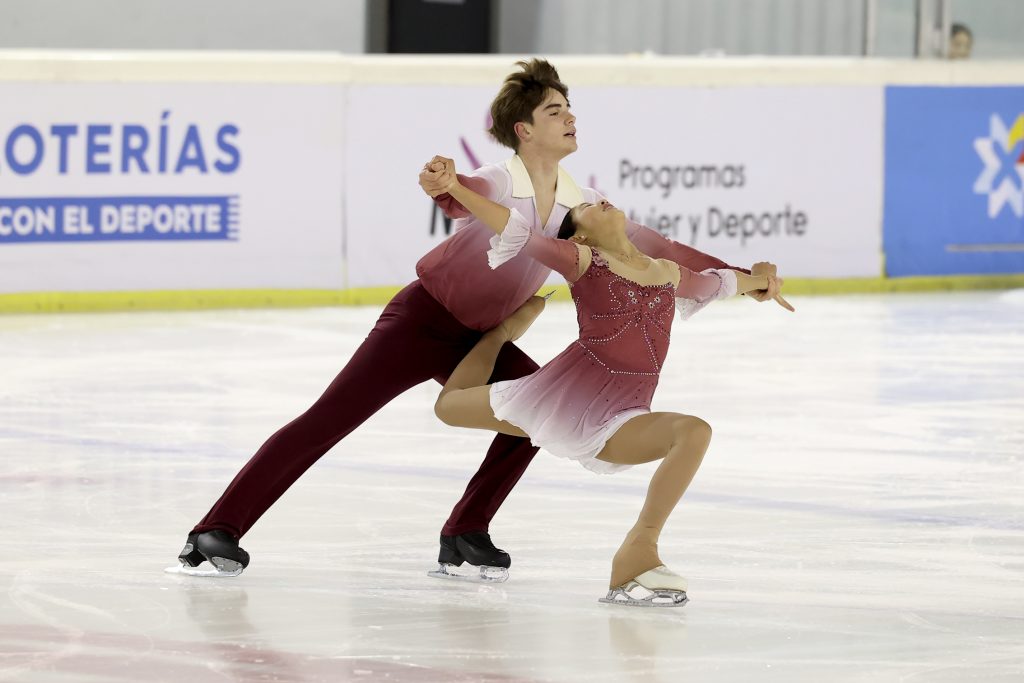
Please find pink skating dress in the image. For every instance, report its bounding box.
[487,209,737,474]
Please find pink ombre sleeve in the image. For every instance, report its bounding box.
[433,165,511,219]
[674,267,738,320]
[629,224,750,275]
[486,209,582,281]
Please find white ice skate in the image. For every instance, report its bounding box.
[598,565,689,607]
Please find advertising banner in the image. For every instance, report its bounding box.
[344,84,508,288]
[0,83,345,292]
[344,84,884,288]
[884,86,1024,276]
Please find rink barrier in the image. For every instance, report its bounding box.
[2,52,1023,313]
[0,288,391,313]
[4,275,1024,313]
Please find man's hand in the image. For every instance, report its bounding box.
[418,155,457,198]
[746,261,776,301]
[748,261,795,312]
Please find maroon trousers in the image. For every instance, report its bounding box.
[191,281,540,539]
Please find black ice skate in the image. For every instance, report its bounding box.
[165,530,251,578]
[427,532,511,583]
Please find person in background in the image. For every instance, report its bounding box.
[949,23,972,60]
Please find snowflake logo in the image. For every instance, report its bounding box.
[973,114,1024,218]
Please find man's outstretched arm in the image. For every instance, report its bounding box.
[626,221,749,274]
[626,217,793,311]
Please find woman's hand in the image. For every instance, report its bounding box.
[435,156,459,194]
[747,262,777,300]
[418,155,459,197]
[749,262,794,312]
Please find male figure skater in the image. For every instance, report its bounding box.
[173,59,781,581]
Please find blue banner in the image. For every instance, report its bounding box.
[0,195,239,244]
[884,86,1024,276]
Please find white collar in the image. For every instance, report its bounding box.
[505,155,585,209]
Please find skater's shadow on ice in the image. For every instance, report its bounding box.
[182,583,255,638]
[607,612,689,663]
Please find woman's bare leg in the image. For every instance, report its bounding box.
[434,296,545,436]
[595,412,713,588]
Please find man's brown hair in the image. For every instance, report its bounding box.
[488,59,569,151]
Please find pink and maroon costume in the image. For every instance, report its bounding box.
[191,157,741,540]
[486,209,737,473]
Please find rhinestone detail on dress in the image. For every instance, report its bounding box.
[568,248,676,376]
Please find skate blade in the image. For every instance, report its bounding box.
[427,562,509,584]
[164,561,244,578]
[598,583,688,608]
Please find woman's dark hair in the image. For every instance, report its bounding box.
[557,208,579,240]
[488,59,569,151]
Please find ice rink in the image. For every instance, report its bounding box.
[1,290,1022,682]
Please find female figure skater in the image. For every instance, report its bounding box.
[431,159,790,606]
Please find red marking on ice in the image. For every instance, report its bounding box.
[0,624,541,682]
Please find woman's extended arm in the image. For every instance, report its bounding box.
[441,163,512,236]
[673,264,781,320]
[430,156,583,280]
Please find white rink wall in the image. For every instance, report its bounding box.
[0,52,1022,308]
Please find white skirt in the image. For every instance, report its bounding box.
[489,377,647,475]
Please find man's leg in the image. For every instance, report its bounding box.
[440,340,540,536]
[183,284,464,565]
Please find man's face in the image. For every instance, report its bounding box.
[950,31,972,59]
[522,89,577,157]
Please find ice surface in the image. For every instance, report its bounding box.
[1,291,1022,682]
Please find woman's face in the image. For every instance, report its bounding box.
[570,200,625,242]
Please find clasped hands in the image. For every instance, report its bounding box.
[750,262,795,312]
[418,156,458,197]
